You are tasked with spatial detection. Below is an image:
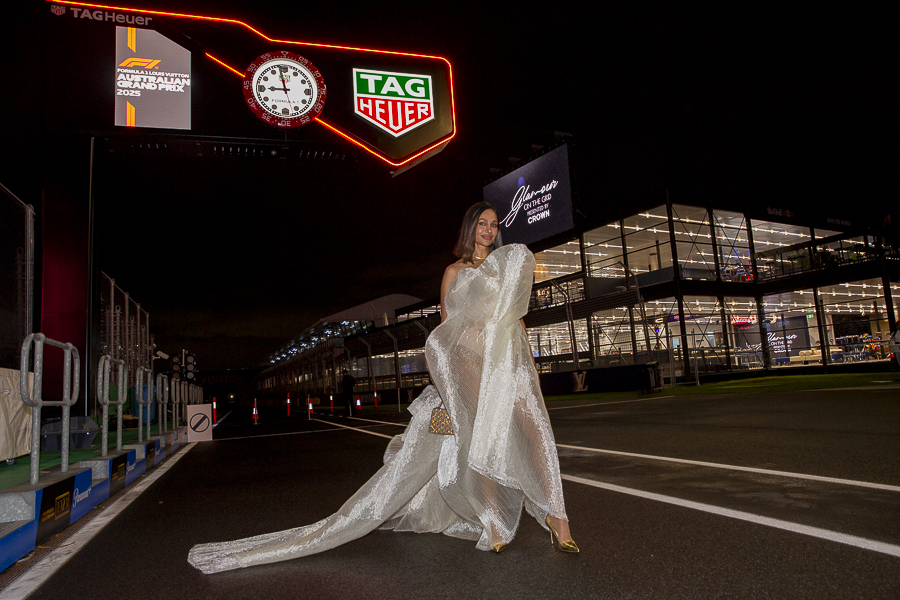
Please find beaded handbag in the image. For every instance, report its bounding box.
[429,403,453,435]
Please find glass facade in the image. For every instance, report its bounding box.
[258,201,898,399]
[586,206,674,280]
[534,240,582,282]
[529,320,590,372]
[760,289,818,366]
[713,210,753,282]
[818,278,895,361]
[680,296,728,369]
[725,297,763,369]
[671,205,717,280]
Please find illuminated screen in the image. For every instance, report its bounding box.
[483,145,574,246]
[115,27,191,129]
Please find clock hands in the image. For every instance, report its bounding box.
[277,71,295,109]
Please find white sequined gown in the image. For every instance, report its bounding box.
[188,244,567,574]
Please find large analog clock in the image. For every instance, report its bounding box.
[242,51,326,128]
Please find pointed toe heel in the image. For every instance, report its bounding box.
[545,516,580,553]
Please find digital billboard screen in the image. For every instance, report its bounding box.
[114,26,191,130]
[483,144,574,246]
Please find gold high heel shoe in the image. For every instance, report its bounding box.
[492,543,507,553]
[545,516,580,553]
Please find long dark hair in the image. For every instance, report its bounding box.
[453,201,504,263]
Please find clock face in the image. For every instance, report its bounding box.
[242,52,326,128]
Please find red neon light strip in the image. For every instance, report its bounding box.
[314,118,451,168]
[49,1,451,60]
[55,1,456,167]
[205,53,245,78]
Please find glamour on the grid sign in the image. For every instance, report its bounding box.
[353,68,435,137]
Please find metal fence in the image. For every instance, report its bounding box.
[0,182,34,370]
[95,273,152,399]
[20,340,203,485]
[20,333,80,484]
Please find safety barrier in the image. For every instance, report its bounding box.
[96,355,127,456]
[134,366,153,442]
[19,333,80,485]
[1,340,206,573]
[156,373,169,433]
[173,378,183,426]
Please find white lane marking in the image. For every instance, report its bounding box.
[311,418,395,440]
[547,396,673,411]
[212,410,232,428]
[557,444,900,493]
[217,421,393,442]
[2,444,197,600]
[801,385,900,391]
[562,474,900,558]
[215,428,353,441]
[349,416,409,427]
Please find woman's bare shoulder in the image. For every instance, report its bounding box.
[444,260,467,276]
[442,260,468,288]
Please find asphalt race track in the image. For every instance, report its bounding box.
[4,388,899,599]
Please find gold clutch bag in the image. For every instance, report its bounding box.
[429,404,453,435]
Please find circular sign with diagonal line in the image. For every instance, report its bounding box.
[189,412,210,433]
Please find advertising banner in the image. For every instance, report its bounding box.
[43,3,454,169]
[35,475,77,545]
[114,26,191,129]
[483,145,575,246]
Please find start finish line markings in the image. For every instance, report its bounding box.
[547,396,674,411]
[562,474,900,559]
[310,418,394,440]
[348,416,409,427]
[556,444,900,493]
[216,421,900,559]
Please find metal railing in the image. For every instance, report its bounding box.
[97,273,153,393]
[134,366,153,442]
[96,355,127,456]
[16,331,205,488]
[20,333,80,485]
[156,372,169,434]
[172,379,202,425]
[179,380,187,424]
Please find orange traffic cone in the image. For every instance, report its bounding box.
[252,399,259,425]
[356,396,362,411]
[308,401,314,416]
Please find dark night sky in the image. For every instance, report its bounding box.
[3,3,896,370]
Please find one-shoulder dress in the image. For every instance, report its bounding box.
[188,244,568,574]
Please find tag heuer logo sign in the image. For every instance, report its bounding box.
[353,68,434,137]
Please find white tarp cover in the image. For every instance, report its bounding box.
[0,367,33,461]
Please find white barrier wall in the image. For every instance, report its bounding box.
[0,367,33,462]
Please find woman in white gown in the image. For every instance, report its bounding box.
[188,202,577,574]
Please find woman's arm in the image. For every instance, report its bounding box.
[440,263,462,323]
